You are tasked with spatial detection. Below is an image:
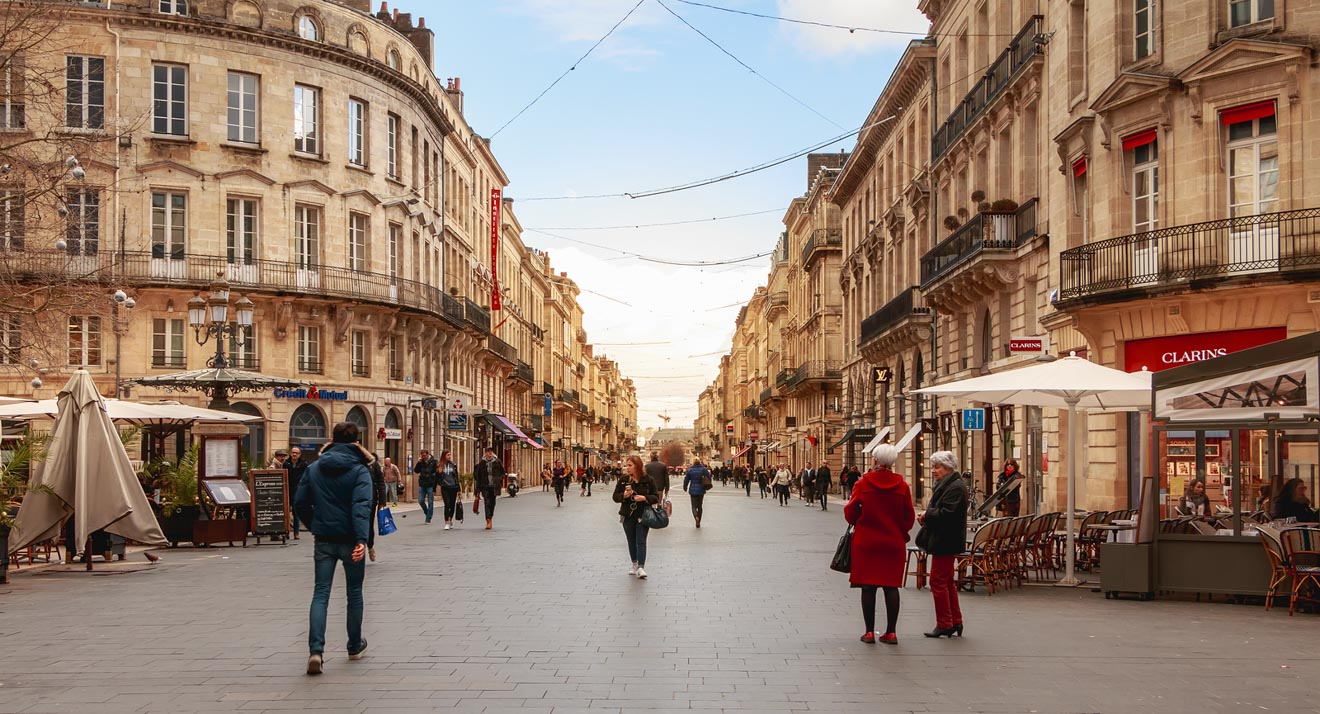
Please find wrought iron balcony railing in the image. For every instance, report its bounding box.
[920,201,1037,287]
[787,361,842,388]
[801,228,843,266]
[464,298,491,333]
[351,363,370,378]
[1058,207,1320,303]
[513,361,535,384]
[759,386,772,404]
[298,358,323,374]
[859,286,932,347]
[932,16,1043,161]
[151,354,186,369]
[485,333,518,364]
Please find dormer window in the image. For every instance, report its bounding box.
[159,0,186,15]
[297,15,320,41]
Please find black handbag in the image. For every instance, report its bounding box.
[455,498,464,522]
[830,523,853,573]
[639,503,670,529]
[915,525,930,551]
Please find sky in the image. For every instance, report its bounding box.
[426,0,929,431]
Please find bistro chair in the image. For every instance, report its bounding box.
[1074,511,1107,571]
[1256,525,1289,612]
[1279,527,1320,616]
[957,518,1003,595]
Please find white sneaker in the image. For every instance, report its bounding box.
[628,562,638,576]
[636,567,648,580]
[444,523,451,530]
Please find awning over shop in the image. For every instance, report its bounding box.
[733,445,752,459]
[829,426,876,449]
[482,412,544,449]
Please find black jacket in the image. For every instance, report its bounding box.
[816,465,832,488]
[475,457,505,490]
[918,471,969,556]
[613,476,659,519]
[369,456,386,510]
[644,459,669,494]
[283,456,308,494]
[996,470,1022,503]
[293,443,373,545]
[414,456,439,489]
[1273,498,1319,523]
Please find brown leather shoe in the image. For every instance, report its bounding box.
[485,519,492,530]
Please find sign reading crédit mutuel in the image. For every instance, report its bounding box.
[273,386,349,400]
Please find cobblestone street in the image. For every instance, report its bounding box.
[1,486,1316,714]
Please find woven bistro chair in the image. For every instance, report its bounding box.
[1074,511,1108,571]
[957,518,1003,595]
[1280,527,1320,616]
[1257,525,1290,612]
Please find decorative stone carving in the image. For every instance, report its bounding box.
[333,305,354,344]
[274,301,294,340]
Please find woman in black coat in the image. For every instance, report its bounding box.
[1272,478,1319,522]
[614,455,659,579]
[916,450,968,638]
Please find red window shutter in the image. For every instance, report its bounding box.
[1121,129,1158,151]
[1072,157,1088,178]
[1219,100,1275,126]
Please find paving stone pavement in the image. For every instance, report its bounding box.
[1,485,1317,714]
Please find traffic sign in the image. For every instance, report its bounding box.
[962,408,986,431]
[749,430,759,440]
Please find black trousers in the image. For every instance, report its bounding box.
[440,486,460,521]
[482,487,497,519]
[554,484,565,503]
[690,493,704,521]
[777,485,791,505]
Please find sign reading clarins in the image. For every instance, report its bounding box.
[1123,327,1287,372]
[273,386,349,401]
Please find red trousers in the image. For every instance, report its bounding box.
[929,554,963,628]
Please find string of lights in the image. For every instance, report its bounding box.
[532,207,784,231]
[673,0,1022,38]
[527,228,774,267]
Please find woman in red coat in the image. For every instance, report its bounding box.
[843,444,915,645]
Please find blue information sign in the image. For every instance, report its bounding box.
[962,408,986,431]
[543,394,553,417]
[448,412,468,432]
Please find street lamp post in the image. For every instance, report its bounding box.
[111,289,136,398]
[186,276,255,410]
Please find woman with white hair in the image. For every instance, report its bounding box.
[916,450,968,638]
[842,444,915,645]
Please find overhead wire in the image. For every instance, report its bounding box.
[532,207,784,231]
[654,0,844,131]
[673,0,1021,37]
[490,0,647,139]
[527,228,773,267]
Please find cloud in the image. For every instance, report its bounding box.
[506,0,663,69]
[776,0,929,56]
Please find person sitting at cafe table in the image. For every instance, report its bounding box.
[1271,478,1319,523]
[1180,478,1214,518]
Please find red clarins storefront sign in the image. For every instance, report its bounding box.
[1123,327,1287,372]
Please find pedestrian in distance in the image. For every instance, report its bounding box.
[773,464,793,506]
[840,464,853,500]
[995,459,1022,517]
[438,450,461,529]
[413,450,438,524]
[576,465,587,496]
[645,452,669,506]
[382,457,400,507]
[268,448,288,470]
[816,462,833,511]
[284,447,308,539]
[366,451,385,562]
[737,465,750,496]
[801,461,816,506]
[843,445,915,645]
[293,421,373,675]
[916,450,969,639]
[475,447,505,529]
[756,466,770,499]
[683,459,712,528]
[541,464,551,492]
[551,461,568,507]
[614,455,659,579]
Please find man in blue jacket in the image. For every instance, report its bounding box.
[294,421,374,675]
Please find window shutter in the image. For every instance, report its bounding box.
[1219,100,1275,126]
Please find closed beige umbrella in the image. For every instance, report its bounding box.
[8,370,168,560]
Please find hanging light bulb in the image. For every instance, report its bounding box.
[55,238,67,251]
[65,155,80,168]
[71,166,86,180]
[30,377,42,389]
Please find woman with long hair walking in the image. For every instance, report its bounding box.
[682,459,712,528]
[551,461,568,507]
[843,445,914,644]
[437,450,461,530]
[614,455,659,579]
[917,450,968,638]
[773,463,793,506]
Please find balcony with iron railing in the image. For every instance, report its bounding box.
[932,15,1044,161]
[3,250,470,330]
[513,361,535,384]
[801,228,843,267]
[151,354,186,369]
[1058,207,1320,306]
[767,290,789,317]
[298,358,323,375]
[464,298,491,333]
[227,355,259,371]
[484,333,518,365]
[389,364,404,381]
[541,381,555,395]
[858,286,933,358]
[920,199,1038,290]
[786,361,843,391]
[759,386,773,404]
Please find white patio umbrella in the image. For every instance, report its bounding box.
[8,371,168,565]
[0,398,262,426]
[914,354,1152,585]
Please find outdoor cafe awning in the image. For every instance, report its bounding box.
[480,412,544,449]
[829,426,876,449]
[733,444,752,459]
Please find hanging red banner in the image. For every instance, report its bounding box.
[490,188,502,311]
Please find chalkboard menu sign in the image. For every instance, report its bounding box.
[250,469,289,536]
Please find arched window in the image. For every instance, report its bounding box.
[290,404,327,444]
[346,405,371,446]
[384,408,402,465]
[231,402,266,467]
[348,30,369,55]
[980,310,993,369]
[387,49,401,70]
[296,14,320,41]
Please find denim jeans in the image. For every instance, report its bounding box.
[419,486,435,522]
[622,517,649,566]
[308,540,365,655]
[384,482,398,504]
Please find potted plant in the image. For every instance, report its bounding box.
[153,445,199,547]
[0,433,48,583]
[943,215,961,232]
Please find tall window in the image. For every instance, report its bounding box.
[386,113,399,179]
[226,197,257,264]
[388,334,402,379]
[226,72,258,144]
[351,330,369,377]
[1227,114,1278,217]
[347,98,367,166]
[297,325,320,373]
[387,49,401,70]
[0,314,20,365]
[159,0,187,14]
[65,189,99,255]
[1229,0,1273,27]
[293,204,319,270]
[152,64,187,136]
[348,212,368,271]
[0,189,24,251]
[65,56,104,129]
[152,318,185,368]
[68,316,101,367]
[228,324,256,368]
[1,55,24,129]
[293,84,319,155]
[297,14,320,41]
[150,191,186,260]
[1134,0,1155,59]
[410,126,419,187]
[1131,140,1159,233]
[387,223,400,284]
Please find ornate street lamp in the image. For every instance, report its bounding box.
[186,275,255,408]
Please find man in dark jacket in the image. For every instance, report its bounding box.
[815,463,833,511]
[284,447,309,539]
[413,450,438,524]
[293,422,373,676]
[644,452,669,504]
[475,447,505,530]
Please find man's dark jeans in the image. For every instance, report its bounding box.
[482,487,497,519]
[818,485,829,511]
[308,540,365,655]
[418,486,435,522]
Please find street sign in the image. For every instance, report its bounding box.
[1009,336,1044,353]
[420,397,438,410]
[749,430,759,440]
[543,394,552,416]
[962,408,986,431]
[447,394,467,411]
[448,412,468,431]
[725,423,734,434]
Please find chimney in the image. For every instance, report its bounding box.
[377,2,389,20]
[806,151,848,185]
[447,76,463,114]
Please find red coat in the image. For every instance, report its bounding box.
[843,468,916,587]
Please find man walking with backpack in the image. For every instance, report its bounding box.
[294,421,374,676]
